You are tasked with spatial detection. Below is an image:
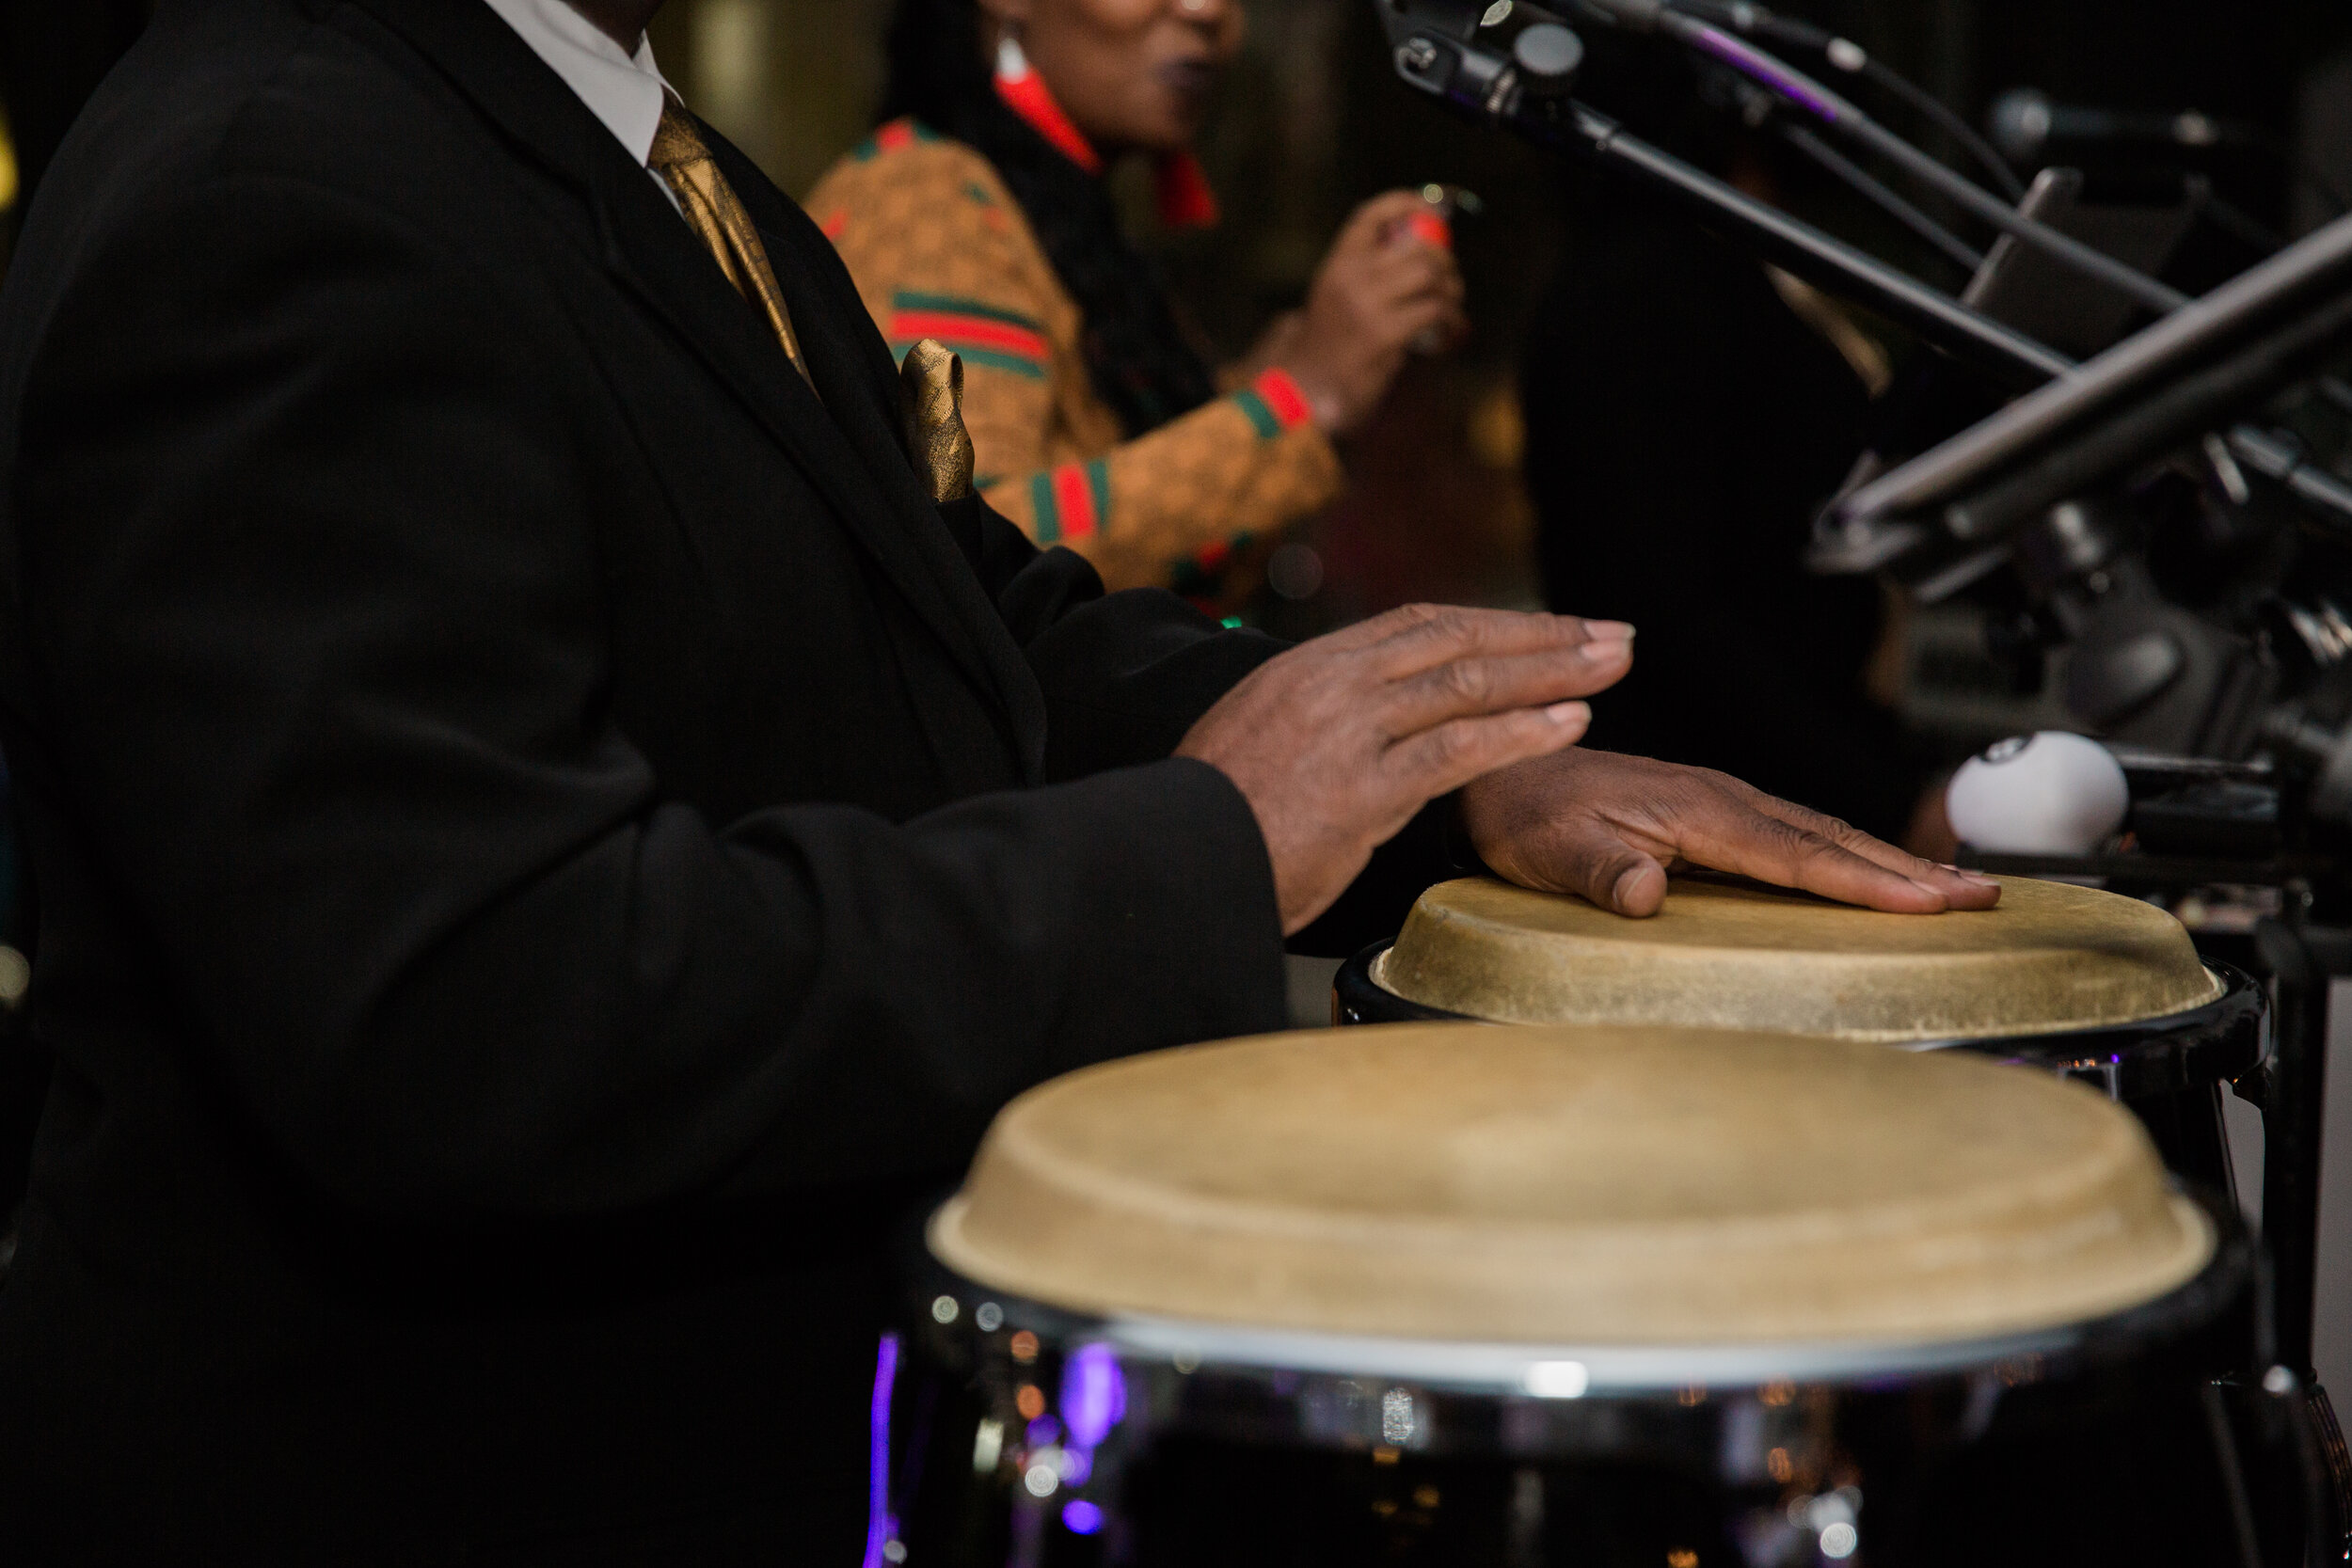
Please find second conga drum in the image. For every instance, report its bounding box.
[1335,875,2263,1194]
[882,1025,2266,1567]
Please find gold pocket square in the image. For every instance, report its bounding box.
[898,338,976,504]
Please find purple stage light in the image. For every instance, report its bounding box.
[1061,1342,1127,1449]
[863,1333,901,1568]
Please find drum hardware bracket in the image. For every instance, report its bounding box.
[2069,1057,2126,1101]
[1935,853,2352,1560]
[2203,1377,2276,1568]
[2254,915,2352,1563]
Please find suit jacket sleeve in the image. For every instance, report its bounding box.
[6,167,1292,1224]
[932,486,1464,958]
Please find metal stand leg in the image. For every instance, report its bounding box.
[2309,1383,2352,1567]
[2253,918,2352,1563]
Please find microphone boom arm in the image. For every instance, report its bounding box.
[1377,0,2352,530]
[1555,100,2066,386]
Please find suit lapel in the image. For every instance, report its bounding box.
[345,0,1040,770]
[709,139,1053,780]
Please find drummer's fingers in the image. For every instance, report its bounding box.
[1687,804,1955,913]
[1529,816,1673,917]
[1316,600,1499,655]
[1743,788,2001,910]
[1314,602,1602,662]
[1383,703,1592,801]
[1352,603,1629,676]
[1381,640,1632,736]
[1632,771,1951,912]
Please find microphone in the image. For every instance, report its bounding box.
[1988,88,2264,166]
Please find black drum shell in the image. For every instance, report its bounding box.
[1335,946,2265,1197]
[882,1199,2272,1568]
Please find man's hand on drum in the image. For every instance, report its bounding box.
[1459,750,2001,920]
[1176,604,2001,935]
[1178,605,1627,934]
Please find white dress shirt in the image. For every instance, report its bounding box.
[482,0,679,204]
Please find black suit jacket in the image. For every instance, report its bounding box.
[0,0,1441,1558]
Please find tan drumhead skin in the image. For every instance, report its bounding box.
[1376,875,2221,1040]
[930,1024,2214,1345]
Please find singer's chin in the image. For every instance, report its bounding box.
[1153,68,1217,128]
[1156,58,1218,98]
[1126,110,1207,156]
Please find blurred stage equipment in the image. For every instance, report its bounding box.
[887,1025,2277,1566]
[1944,732,2131,854]
[1988,88,2269,168]
[1376,0,2352,1556]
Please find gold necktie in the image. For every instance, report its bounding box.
[647,99,813,388]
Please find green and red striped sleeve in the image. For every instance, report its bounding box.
[885,292,1050,383]
[983,367,1337,602]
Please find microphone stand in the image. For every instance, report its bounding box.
[1398,55,2352,528]
[1665,0,2029,201]
[1773,119,1987,275]
[1574,0,2194,316]
[1380,0,2044,374]
[1379,5,2352,1547]
[1567,0,2352,535]
[1549,99,2068,385]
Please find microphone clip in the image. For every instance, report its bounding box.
[1383,0,1585,127]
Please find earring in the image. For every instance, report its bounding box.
[996,27,1029,83]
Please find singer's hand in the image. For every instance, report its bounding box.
[1178,606,1632,933]
[1267,191,1467,436]
[1460,751,2003,917]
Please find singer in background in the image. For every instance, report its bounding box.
[804,0,1464,606]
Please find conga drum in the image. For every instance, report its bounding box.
[881,1025,2274,1567]
[1335,876,2263,1196]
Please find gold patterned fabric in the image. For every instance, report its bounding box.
[806,120,1343,603]
[648,100,813,388]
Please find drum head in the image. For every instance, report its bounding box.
[930,1024,2213,1346]
[1375,875,2220,1039]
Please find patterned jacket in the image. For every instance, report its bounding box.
[806,120,1343,599]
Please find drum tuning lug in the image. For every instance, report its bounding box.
[1380,1387,1421,1446]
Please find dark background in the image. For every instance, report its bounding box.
[9,0,2352,622]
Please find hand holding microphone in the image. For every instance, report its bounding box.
[1263,188,1470,436]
